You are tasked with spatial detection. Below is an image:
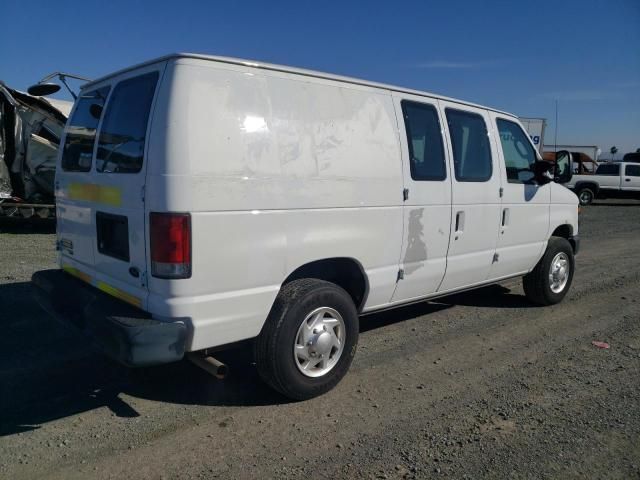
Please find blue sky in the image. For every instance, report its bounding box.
[2,0,639,158]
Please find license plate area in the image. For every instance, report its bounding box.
[96,212,130,262]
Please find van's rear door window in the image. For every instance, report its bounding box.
[61,86,110,172]
[96,72,159,173]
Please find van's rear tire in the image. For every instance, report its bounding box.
[577,187,595,205]
[255,279,359,400]
[523,237,575,306]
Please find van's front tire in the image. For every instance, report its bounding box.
[523,237,575,306]
[255,279,359,400]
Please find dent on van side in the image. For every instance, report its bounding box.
[32,53,580,400]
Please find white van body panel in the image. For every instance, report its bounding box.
[55,53,579,353]
[550,183,580,235]
[488,112,551,279]
[146,58,403,349]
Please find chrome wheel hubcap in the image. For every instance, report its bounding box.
[549,252,570,293]
[293,307,345,378]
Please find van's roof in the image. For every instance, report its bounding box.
[83,52,515,117]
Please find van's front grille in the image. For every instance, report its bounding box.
[96,212,130,262]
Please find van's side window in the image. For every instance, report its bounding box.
[61,86,110,172]
[445,109,492,182]
[496,119,537,184]
[96,72,159,174]
[401,101,446,181]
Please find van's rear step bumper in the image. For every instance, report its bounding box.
[31,269,186,367]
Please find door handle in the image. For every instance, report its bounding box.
[454,211,465,239]
[625,178,631,182]
[501,208,510,228]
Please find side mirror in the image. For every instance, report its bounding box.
[27,82,61,97]
[533,160,554,185]
[554,150,572,184]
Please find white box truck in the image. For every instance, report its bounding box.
[518,117,546,153]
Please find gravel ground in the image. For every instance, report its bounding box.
[1,198,639,480]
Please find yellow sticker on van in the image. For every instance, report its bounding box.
[68,183,122,207]
[96,281,142,308]
[62,264,92,284]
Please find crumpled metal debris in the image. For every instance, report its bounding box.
[0,82,70,202]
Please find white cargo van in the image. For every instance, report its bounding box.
[33,54,579,400]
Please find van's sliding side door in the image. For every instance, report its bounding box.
[436,102,501,292]
[390,93,451,303]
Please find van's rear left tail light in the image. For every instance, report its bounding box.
[150,212,191,279]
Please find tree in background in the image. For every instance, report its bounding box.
[636,148,640,153]
[610,146,618,161]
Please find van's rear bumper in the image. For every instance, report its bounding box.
[31,269,186,367]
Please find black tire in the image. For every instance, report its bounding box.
[577,187,594,206]
[523,236,575,306]
[255,278,359,400]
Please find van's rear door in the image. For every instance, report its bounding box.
[57,86,111,275]
[56,63,164,310]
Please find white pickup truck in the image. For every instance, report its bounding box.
[565,161,640,205]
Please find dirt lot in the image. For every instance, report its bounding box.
[1,199,639,480]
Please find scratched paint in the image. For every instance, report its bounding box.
[402,208,427,275]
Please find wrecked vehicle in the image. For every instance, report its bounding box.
[0,82,71,218]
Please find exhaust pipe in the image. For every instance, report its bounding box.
[187,353,228,380]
